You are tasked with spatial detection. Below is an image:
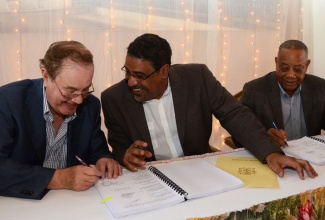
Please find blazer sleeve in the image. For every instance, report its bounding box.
[101,88,131,165]
[0,94,55,199]
[200,66,283,162]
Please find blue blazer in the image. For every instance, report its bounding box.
[0,79,112,199]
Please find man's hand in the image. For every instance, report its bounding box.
[47,165,102,191]
[268,128,288,147]
[123,140,153,172]
[265,152,318,180]
[96,158,122,179]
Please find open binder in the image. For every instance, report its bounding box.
[95,159,243,218]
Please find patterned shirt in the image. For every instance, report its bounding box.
[42,85,76,169]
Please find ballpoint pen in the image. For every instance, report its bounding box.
[75,155,90,167]
[272,122,288,146]
[75,155,102,179]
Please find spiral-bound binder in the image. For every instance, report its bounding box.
[284,136,325,165]
[308,136,325,144]
[148,166,188,198]
[95,159,243,218]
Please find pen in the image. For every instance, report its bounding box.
[272,122,288,146]
[75,155,102,179]
[75,155,90,167]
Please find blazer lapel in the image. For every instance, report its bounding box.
[124,93,154,152]
[268,73,284,129]
[301,78,313,134]
[66,109,82,166]
[169,70,188,147]
[24,79,47,161]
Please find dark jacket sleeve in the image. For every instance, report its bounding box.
[0,85,55,199]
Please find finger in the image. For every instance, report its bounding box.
[107,160,121,179]
[95,162,107,179]
[279,129,287,138]
[284,158,306,180]
[127,147,148,166]
[87,164,102,179]
[296,165,305,180]
[123,153,140,172]
[265,156,285,178]
[268,129,286,147]
[133,140,148,150]
[113,162,123,178]
[273,166,285,178]
[298,160,318,179]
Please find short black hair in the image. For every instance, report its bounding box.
[279,40,308,56]
[127,33,172,70]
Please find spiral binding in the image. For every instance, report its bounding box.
[308,136,325,144]
[148,166,188,198]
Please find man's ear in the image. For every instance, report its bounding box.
[41,68,50,87]
[161,64,170,79]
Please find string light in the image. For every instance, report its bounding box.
[179,0,193,64]
[146,2,153,31]
[104,0,117,88]
[3,0,297,150]
[13,0,23,81]
[250,4,259,79]
[299,5,304,38]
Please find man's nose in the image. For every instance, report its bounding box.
[71,95,84,104]
[127,75,139,87]
[286,69,296,77]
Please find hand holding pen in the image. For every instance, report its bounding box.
[75,155,102,179]
[269,122,288,147]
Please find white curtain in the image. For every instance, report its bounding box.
[0,0,308,150]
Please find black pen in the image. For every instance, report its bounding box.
[272,122,288,146]
[75,155,102,179]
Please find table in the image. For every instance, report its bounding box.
[1,149,325,220]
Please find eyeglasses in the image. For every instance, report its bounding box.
[121,66,162,81]
[53,80,95,100]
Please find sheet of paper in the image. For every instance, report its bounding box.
[215,156,279,188]
[95,169,184,218]
[153,159,244,199]
[285,136,325,165]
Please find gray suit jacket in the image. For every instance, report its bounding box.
[0,79,112,199]
[101,64,282,165]
[242,71,325,136]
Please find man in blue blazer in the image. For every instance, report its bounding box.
[242,40,325,146]
[0,41,121,199]
[101,33,317,180]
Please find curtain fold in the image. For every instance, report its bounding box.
[0,0,306,150]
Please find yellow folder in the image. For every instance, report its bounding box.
[216,156,279,188]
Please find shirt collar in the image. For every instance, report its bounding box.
[278,83,302,97]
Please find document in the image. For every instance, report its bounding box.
[215,156,279,188]
[95,159,243,218]
[284,136,325,165]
